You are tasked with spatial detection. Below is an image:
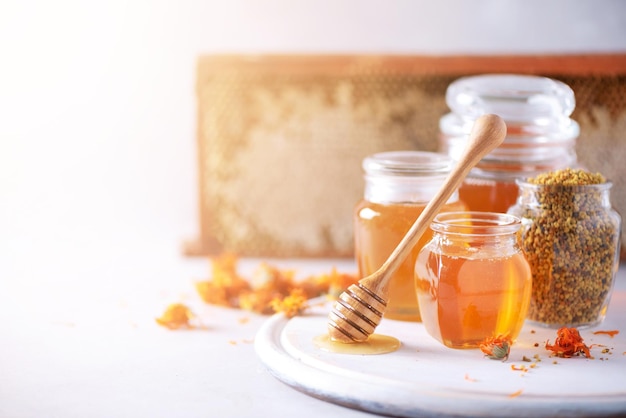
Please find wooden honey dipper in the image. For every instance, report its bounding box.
[327,114,507,343]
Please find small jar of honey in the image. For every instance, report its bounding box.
[439,74,580,213]
[414,212,532,349]
[354,151,467,322]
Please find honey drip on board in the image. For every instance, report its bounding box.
[313,334,401,355]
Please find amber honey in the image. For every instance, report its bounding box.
[355,200,466,321]
[458,178,519,213]
[314,333,400,355]
[414,212,532,348]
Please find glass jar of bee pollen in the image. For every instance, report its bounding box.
[508,169,622,328]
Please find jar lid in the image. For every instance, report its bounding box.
[446,74,575,124]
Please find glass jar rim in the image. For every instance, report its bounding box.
[431,211,522,235]
[363,151,454,177]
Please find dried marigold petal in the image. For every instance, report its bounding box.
[196,253,251,308]
[270,288,309,318]
[480,335,512,361]
[239,289,279,315]
[511,364,528,372]
[155,303,195,330]
[251,263,295,295]
[593,330,619,338]
[464,373,477,382]
[545,327,592,358]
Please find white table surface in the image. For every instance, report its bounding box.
[1,257,624,418]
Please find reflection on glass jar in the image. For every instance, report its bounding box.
[439,74,580,213]
[508,173,622,328]
[414,212,532,349]
[354,151,467,322]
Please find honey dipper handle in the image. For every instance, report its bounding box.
[361,114,507,295]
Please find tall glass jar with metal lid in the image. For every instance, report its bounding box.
[439,74,580,213]
[354,151,467,322]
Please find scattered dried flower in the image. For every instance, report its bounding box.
[545,327,592,358]
[155,303,195,330]
[480,335,512,361]
[195,254,358,315]
[270,288,309,318]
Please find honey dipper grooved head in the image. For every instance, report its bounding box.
[327,284,387,343]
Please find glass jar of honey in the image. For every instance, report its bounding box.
[354,151,467,322]
[414,212,532,349]
[439,74,580,213]
[508,169,622,328]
